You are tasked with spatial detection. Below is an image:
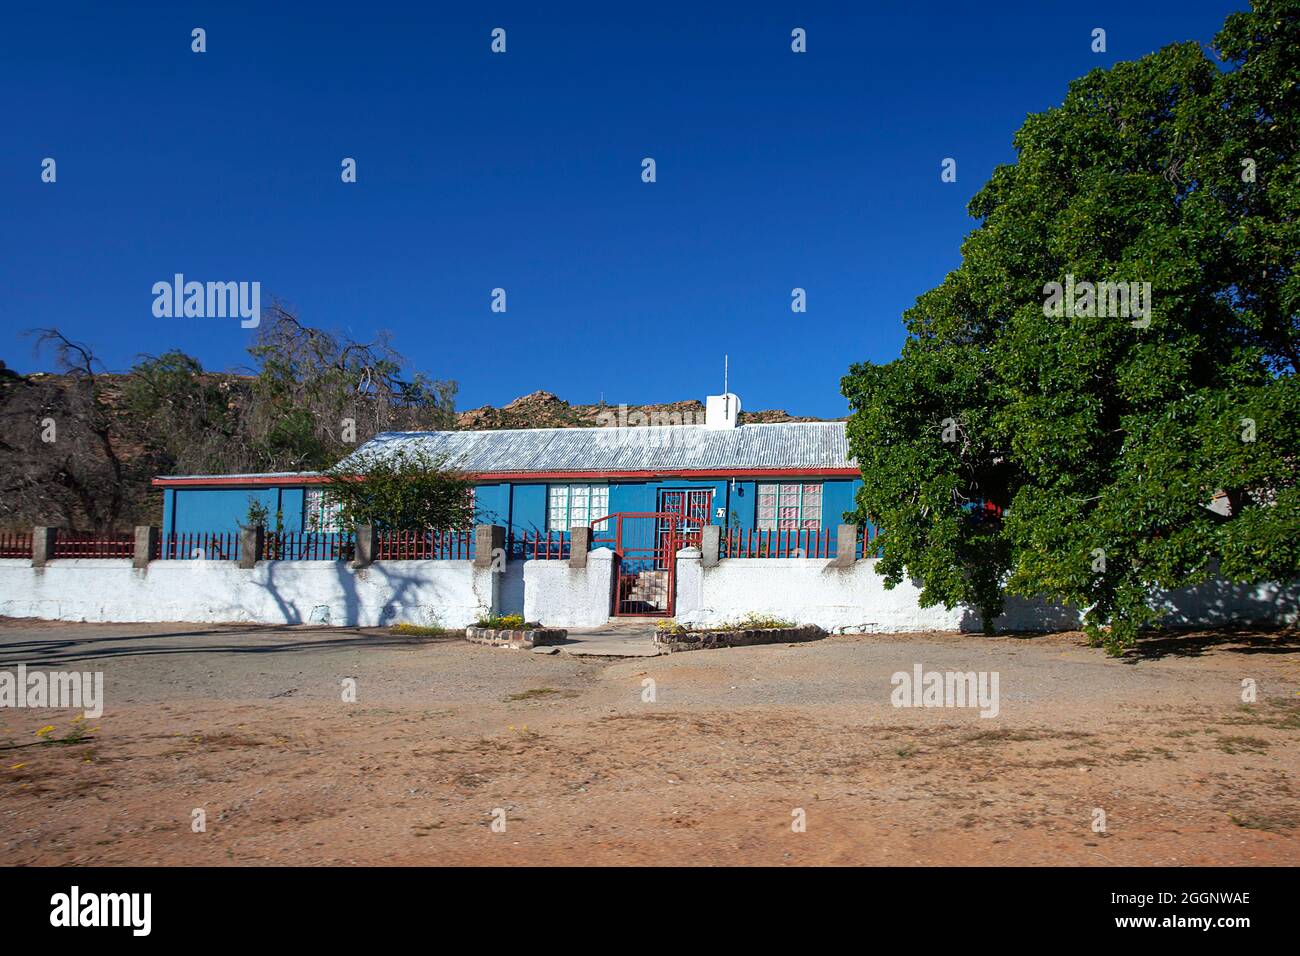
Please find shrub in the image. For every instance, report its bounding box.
[473,614,536,630]
[730,612,795,629]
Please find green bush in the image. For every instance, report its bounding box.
[473,614,536,630]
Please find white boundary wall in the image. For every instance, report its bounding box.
[0,558,498,628]
[2,550,1294,633]
[674,552,1299,633]
[523,549,613,627]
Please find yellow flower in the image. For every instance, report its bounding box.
[35,725,54,737]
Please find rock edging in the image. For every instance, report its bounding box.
[465,625,567,650]
[653,623,825,653]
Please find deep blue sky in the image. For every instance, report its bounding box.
[2,1,1242,418]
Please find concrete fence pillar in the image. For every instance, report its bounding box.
[674,546,704,621]
[474,524,505,569]
[831,524,859,568]
[569,526,591,568]
[31,527,57,568]
[700,525,721,567]
[239,526,264,569]
[353,523,377,568]
[133,526,158,569]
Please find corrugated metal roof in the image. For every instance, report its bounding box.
[340,421,856,474]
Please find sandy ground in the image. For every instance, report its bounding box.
[0,618,1297,866]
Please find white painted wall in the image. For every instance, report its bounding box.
[0,558,497,628]
[675,553,1298,634]
[2,550,1293,633]
[523,548,613,627]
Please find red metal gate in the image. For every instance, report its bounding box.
[592,510,706,616]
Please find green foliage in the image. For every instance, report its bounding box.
[324,446,475,532]
[730,612,796,629]
[245,305,458,472]
[388,623,456,637]
[474,615,528,629]
[2,308,462,530]
[243,496,269,530]
[842,1,1299,653]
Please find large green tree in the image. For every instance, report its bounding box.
[842,0,1299,652]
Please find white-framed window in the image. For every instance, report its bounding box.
[304,488,344,532]
[756,482,822,530]
[548,484,609,530]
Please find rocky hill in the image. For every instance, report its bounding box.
[455,391,829,430]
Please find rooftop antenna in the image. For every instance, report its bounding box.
[723,354,729,417]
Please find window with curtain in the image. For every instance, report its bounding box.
[755,482,822,529]
[304,488,343,532]
[547,484,609,530]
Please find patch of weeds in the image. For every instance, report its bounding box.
[729,612,797,630]
[506,687,577,702]
[1216,735,1271,755]
[389,623,456,638]
[1025,756,1099,769]
[474,615,536,630]
[1229,810,1300,831]
[963,728,1045,744]
[1220,699,1300,731]
[894,744,919,758]
[1,721,96,751]
[195,732,268,750]
[657,613,801,635]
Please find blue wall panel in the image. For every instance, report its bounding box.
[474,483,511,527]
[163,475,868,537]
[509,483,548,536]
[821,479,859,528]
[173,488,278,534]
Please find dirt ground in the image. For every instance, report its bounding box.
[0,618,1297,866]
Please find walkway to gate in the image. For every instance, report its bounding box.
[556,620,661,657]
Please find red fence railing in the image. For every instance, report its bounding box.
[0,532,33,559]
[857,525,883,559]
[375,530,474,560]
[508,530,570,560]
[721,527,834,559]
[264,531,355,561]
[50,531,135,559]
[154,531,241,561]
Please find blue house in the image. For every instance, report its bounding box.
[153,392,863,551]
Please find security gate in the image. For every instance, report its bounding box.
[592,510,707,616]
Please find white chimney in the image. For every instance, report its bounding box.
[705,392,741,429]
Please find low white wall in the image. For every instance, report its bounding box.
[498,561,526,618]
[523,549,613,627]
[4,551,1293,634]
[675,554,1299,634]
[0,558,498,628]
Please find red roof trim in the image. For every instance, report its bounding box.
[152,467,860,488]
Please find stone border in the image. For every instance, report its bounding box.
[465,625,567,650]
[653,623,825,653]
